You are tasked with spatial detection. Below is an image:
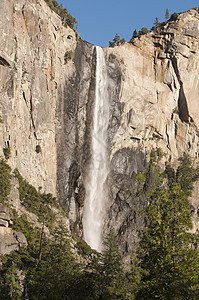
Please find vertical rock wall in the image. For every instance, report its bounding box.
[103,8,199,257]
[0,0,76,194]
[56,41,95,231]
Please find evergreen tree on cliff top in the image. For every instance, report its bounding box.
[44,0,78,30]
[109,33,126,47]
[165,8,170,20]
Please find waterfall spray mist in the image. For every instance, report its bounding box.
[82,46,109,251]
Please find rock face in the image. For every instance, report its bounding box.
[104,8,199,257]
[0,203,13,227]
[0,1,199,258]
[0,227,27,255]
[0,203,27,254]
[0,0,76,194]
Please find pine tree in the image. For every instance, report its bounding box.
[176,152,199,197]
[154,17,159,29]
[136,176,199,299]
[138,27,149,36]
[100,231,125,298]
[120,38,126,44]
[165,8,169,20]
[84,231,132,299]
[0,160,11,205]
[113,33,120,46]
[27,222,79,299]
[109,33,125,47]
[132,29,138,39]
[109,41,115,48]
[0,261,23,300]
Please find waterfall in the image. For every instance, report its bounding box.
[82,46,109,252]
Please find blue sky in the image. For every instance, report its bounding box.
[59,0,198,47]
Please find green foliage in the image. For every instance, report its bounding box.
[109,33,126,47]
[26,222,80,300]
[158,21,167,28]
[0,152,198,299]
[0,214,42,298]
[0,220,81,300]
[133,148,165,199]
[12,211,37,244]
[136,181,199,299]
[173,106,179,114]
[0,260,23,300]
[14,168,57,228]
[35,144,41,153]
[164,153,199,196]
[0,160,11,205]
[164,163,175,185]
[99,231,132,299]
[136,172,146,182]
[75,30,81,42]
[129,8,178,43]
[132,29,138,39]
[120,38,126,44]
[130,27,149,42]
[3,145,11,160]
[43,0,78,30]
[113,33,120,45]
[150,147,164,162]
[129,27,149,39]
[154,17,159,29]
[170,12,178,21]
[64,50,74,64]
[165,8,169,20]
[138,27,149,36]
[176,152,199,196]
[76,238,93,256]
[156,147,164,159]
[135,154,199,299]
[79,231,134,300]
[109,41,115,48]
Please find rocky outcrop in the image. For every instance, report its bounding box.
[0,204,13,227]
[0,204,27,254]
[0,228,27,255]
[0,1,199,259]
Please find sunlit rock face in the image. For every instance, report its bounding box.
[0,0,76,195]
[104,8,199,259]
[0,203,27,254]
[0,1,199,258]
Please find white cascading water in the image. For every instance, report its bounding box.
[82,46,109,252]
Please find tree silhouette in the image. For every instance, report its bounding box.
[109,33,126,47]
[165,8,169,20]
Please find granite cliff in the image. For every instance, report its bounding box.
[0,0,199,257]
